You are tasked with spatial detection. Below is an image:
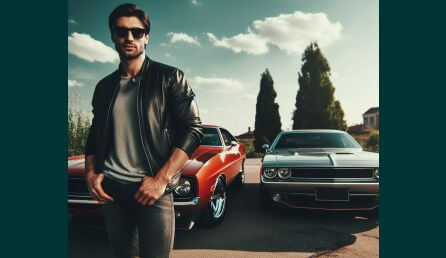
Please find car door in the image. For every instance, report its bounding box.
[219,128,242,182]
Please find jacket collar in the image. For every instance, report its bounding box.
[117,55,151,82]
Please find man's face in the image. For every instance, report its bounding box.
[112,16,149,60]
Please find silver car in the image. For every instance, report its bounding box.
[260,129,379,212]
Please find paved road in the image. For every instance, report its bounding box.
[69,158,379,257]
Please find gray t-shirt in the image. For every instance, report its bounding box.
[103,76,151,183]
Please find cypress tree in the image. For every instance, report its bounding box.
[292,42,347,130]
[254,69,282,152]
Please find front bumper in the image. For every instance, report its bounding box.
[68,194,200,207]
[261,177,379,210]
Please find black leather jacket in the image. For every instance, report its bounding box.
[85,56,203,176]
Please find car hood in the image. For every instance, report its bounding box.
[182,147,224,176]
[263,148,379,168]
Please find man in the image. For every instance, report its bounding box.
[84,3,203,258]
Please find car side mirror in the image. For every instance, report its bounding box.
[230,140,237,146]
[262,144,270,152]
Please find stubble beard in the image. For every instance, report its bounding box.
[116,44,144,60]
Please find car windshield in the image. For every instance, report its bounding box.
[200,128,222,146]
[273,132,360,149]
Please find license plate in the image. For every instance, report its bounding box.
[315,188,349,201]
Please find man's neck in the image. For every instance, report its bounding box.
[120,53,145,77]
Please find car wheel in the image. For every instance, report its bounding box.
[200,177,227,227]
[233,160,245,189]
[259,184,275,211]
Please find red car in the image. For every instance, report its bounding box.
[68,125,246,229]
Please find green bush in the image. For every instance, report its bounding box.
[239,138,264,158]
[68,106,91,157]
[366,133,379,152]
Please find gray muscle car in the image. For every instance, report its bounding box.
[260,129,379,212]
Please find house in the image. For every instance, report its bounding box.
[236,127,254,140]
[347,124,376,139]
[363,107,379,129]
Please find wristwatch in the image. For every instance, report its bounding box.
[163,170,182,195]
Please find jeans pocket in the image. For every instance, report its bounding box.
[101,176,117,199]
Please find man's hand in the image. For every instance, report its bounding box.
[134,175,168,206]
[86,172,114,204]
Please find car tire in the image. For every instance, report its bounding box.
[259,184,275,211]
[233,160,245,189]
[199,177,227,227]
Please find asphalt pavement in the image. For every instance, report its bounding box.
[69,158,379,258]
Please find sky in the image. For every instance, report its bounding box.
[68,0,379,136]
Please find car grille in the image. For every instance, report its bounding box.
[68,176,89,194]
[291,168,374,179]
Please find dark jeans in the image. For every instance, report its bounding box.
[101,176,175,258]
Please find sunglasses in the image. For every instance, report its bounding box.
[114,26,146,39]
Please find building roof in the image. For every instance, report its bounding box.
[363,107,379,115]
[347,124,374,135]
[237,130,254,139]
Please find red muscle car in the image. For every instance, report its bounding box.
[68,125,246,229]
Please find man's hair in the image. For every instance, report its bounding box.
[109,3,150,35]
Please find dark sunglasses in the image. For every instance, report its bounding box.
[114,26,146,39]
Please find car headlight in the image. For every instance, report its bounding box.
[374,168,379,179]
[278,168,291,179]
[174,178,191,196]
[263,168,277,179]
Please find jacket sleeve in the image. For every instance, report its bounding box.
[84,82,101,156]
[168,69,203,158]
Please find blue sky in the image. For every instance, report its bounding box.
[68,0,379,135]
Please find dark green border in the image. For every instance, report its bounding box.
[381,1,444,257]
[1,1,67,257]
[2,1,443,257]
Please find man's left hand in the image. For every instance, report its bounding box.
[134,175,168,206]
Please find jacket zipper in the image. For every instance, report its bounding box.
[164,129,171,145]
[136,79,154,176]
[103,81,121,163]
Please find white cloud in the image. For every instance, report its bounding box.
[191,0,201,6]
[68,19,78,25]
[167,32,201,46]
[160,43,168,47]
[190,76,243,93]
[242,94,256,100]
[68,79,84,88]
[68,32,119,63]
[207,11,342,55]
[207,32,268,55]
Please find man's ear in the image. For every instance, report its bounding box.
[111,35,116,44]
[145,34,149,44]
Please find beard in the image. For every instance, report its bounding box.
[115,43,145,60]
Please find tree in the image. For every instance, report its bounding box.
[292,42,347,130]
[366,133,379,152]
[254,69,282,152]
[68,93,91,156]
